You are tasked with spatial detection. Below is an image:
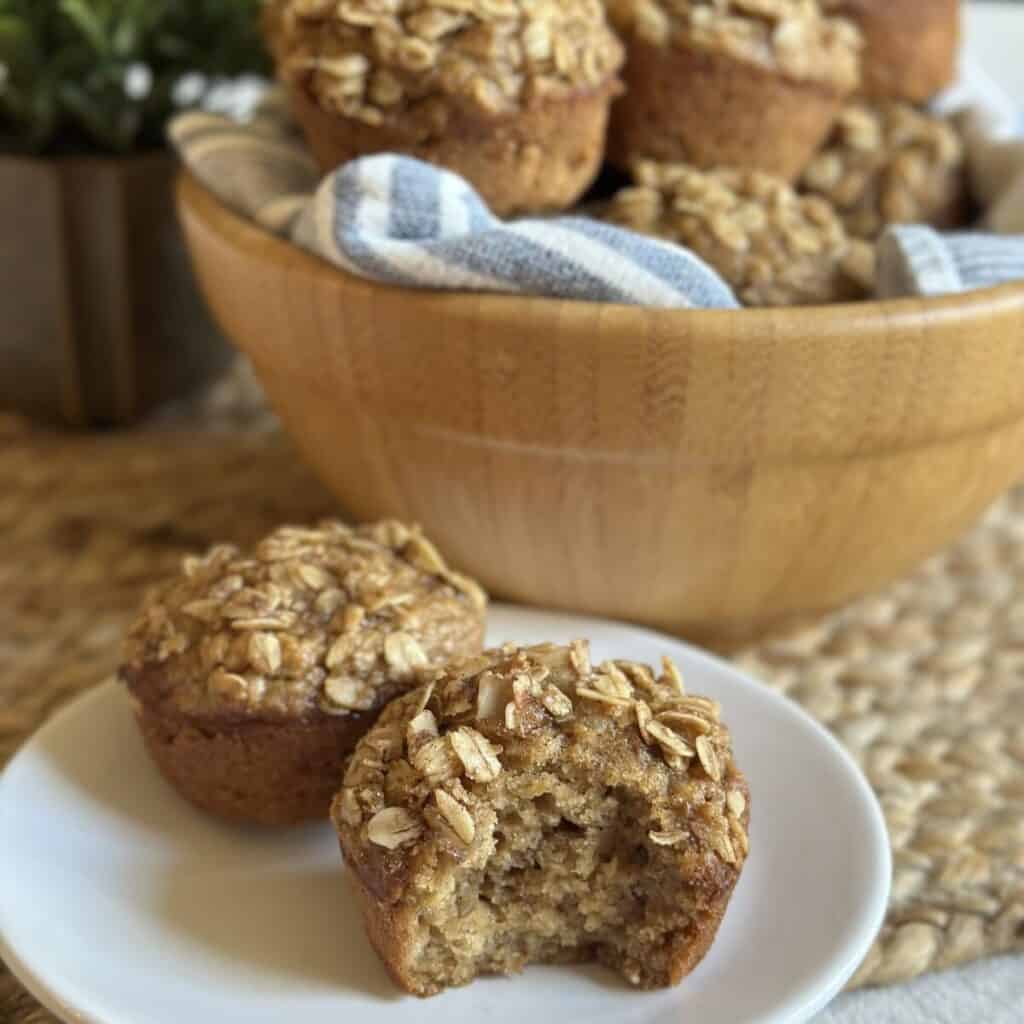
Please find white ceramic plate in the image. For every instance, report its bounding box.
[0,605,889,1024]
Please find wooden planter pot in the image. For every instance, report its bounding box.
[0,152,231,426]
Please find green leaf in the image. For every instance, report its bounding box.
[58,0,111,56]
[0,0,269,154]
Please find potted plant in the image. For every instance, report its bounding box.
[0,0,268,425]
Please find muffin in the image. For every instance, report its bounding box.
[606,161,875,306]
[332,640,749,995]
[821,0,959,104]
[605,0,862,182]
[121,520,486,825]
[268,0,625,216]
[800,102,968,240]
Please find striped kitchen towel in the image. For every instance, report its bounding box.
[289,155,739,308]
[171,103,738,309]
[875,89,1024,300]
[170,74,1024,308]
[878,226,1024,299]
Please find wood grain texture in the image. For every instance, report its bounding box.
[177,172,1024,643]
[0,155,231,426]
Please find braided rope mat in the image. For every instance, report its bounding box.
[1,370,1023,1020]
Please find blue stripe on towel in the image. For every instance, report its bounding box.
[431,228,636,304]
[389,158,441,241]
[330,165,420,287]
[558,217,740,308]
[317,155,739,306]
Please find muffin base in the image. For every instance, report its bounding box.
[134,701,371,826]
[608,42,847,183]
[288,82,619,217]
[832,0,959,104]
[842,166,969,240]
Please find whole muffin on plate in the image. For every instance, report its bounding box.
[821,0,959,104]
[332,640,749,995]
[120,520,486,826]
[605,0,862,182]
[800,102,967,240]
[267,0,624,216]
[605,161,875,306]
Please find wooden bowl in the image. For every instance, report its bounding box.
[178,173,1024,644]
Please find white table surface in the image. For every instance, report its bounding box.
[818,12,1023,1018]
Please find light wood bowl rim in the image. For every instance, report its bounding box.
[178,171,1024,330]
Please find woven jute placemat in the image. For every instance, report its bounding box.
[1,365,1022,1020]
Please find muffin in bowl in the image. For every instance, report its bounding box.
[606,161,875,306]
[120,520,486,825]
[821,0,959,104]
[800,102,968,240]
[267,0,625,216]
[333,640,749,995]
[606,0,862,182]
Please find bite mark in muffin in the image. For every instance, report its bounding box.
[333,640,749,995]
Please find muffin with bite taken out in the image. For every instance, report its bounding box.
[333,640,749,995]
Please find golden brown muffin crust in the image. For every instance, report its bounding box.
[606,0,862,91]
[271,0,624,127]
[122,519,486,722]
[605,0,861,181]
[132,703,376,825]
[287,76,618,215]
[801,102,967,239]
[606,160,876,305]
[822,0,959,103]
[606,39,852,181]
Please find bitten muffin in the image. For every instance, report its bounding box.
[605,0,862,182]
[606,161,875,306]
[121,520,486,825]
[800,102,967,240]
[332,640,749,995]
[821,0,959,104]
[267,0,624,216]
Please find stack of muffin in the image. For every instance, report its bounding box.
[264,0,966,306]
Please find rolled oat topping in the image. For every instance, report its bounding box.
[271,0,624,125]
[800,102,966,240]
[605,160,875,306]
[606,0,861,90]
[339,641,746,865]
[121,520,486,717]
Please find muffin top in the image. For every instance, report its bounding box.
[270,0,625,127]
[121,520,486,720]
[800,102,965,239]
[606,0,861,91]
[334,641,748,896]
[605,160,876,306]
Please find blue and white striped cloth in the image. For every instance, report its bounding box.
[290,154,738,308]
[879,225,1024,298]
[169,70,1024,308]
